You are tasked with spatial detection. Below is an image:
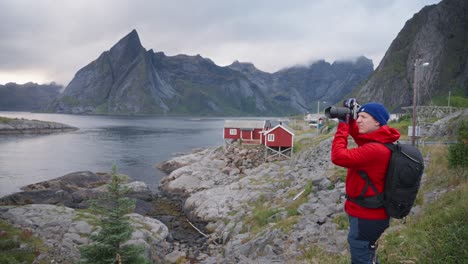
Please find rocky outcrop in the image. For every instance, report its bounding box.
[354,0,468,111]
[0,204,170,263]
[426,109,468,137]
[156,148,213,174]
[159,137,354,262]
[0,171,154,211]
[0,117,78,134]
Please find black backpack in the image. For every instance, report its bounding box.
[346,142,425,219]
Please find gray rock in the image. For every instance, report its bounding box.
[164,250,186,263]
[0,204,170,263]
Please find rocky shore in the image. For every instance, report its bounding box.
[157,138,350,263]
[0,117,78,134]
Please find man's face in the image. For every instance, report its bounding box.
[356,112,380,134]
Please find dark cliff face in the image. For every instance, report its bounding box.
[50,30,161,114]
[47,30,373,116]
[354,0,468,111]
[0,82,61,111]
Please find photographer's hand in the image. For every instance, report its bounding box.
[343,98,359,109]
[338,113,350,124]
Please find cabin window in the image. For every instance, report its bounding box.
[267,134,275,141]
[229,129,237,135]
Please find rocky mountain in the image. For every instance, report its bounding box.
[229,57,373,113]
[0,82,61,111]
[46,30,373,116]
[353,0,468,111]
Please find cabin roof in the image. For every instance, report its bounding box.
[224,119,267,129]
[263,124,295,136]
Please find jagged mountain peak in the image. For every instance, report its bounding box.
[116,29,142,49]
[228,60,266,74]
[108,29,144,61]
[332,56,373,66]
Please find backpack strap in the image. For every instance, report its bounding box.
[346,170,385,209]
[345,141,394,209]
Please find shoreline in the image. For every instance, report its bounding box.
[0,116,78,134]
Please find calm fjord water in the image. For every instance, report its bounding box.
[0,112,225,197]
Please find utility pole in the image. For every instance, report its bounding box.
[448,90,451,107]
[412,59,429,146]
[317,101,327,114]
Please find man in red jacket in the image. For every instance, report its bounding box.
[331,99,400,264]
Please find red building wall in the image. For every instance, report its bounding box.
[265,127,293,147]
[253,128,262,140]
[224,128,240,139]
[241,130,253,139]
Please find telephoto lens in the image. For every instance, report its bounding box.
[324,106,352,120]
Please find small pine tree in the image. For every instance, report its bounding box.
[79,165,149,264]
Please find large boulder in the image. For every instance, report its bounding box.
[0,171,154,212]
[426,109,468,138]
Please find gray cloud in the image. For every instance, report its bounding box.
[0,0,441,85]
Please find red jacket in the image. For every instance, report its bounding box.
[331,120,400,220]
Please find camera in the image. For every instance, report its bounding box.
[324,104,360,120]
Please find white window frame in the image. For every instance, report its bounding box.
[229,129,237,135]
[267,134,275,142]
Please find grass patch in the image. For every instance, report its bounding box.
[0,219,48,264]
[243,183,312,236]
[285,182,313,215]
[73,209,100,227]
[0,116,14,123]
[294,133,333,154]
[242,195,279,234]
[380,183,468,264]
[274,215,301,233]
[420,145,466,193]
[330,166,347,184]
[333,213,349,231]
[299,244,349,264]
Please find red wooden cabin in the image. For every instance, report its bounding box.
[223,120,270,145]
[262,123,295,158]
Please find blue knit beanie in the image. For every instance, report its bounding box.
[357,102,390,126]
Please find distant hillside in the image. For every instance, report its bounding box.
[353,0,468,111]
[0,82,62,111]
[229,57,373,113]
[45,30,373,116]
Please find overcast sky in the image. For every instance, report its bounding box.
[0,0,441,86]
